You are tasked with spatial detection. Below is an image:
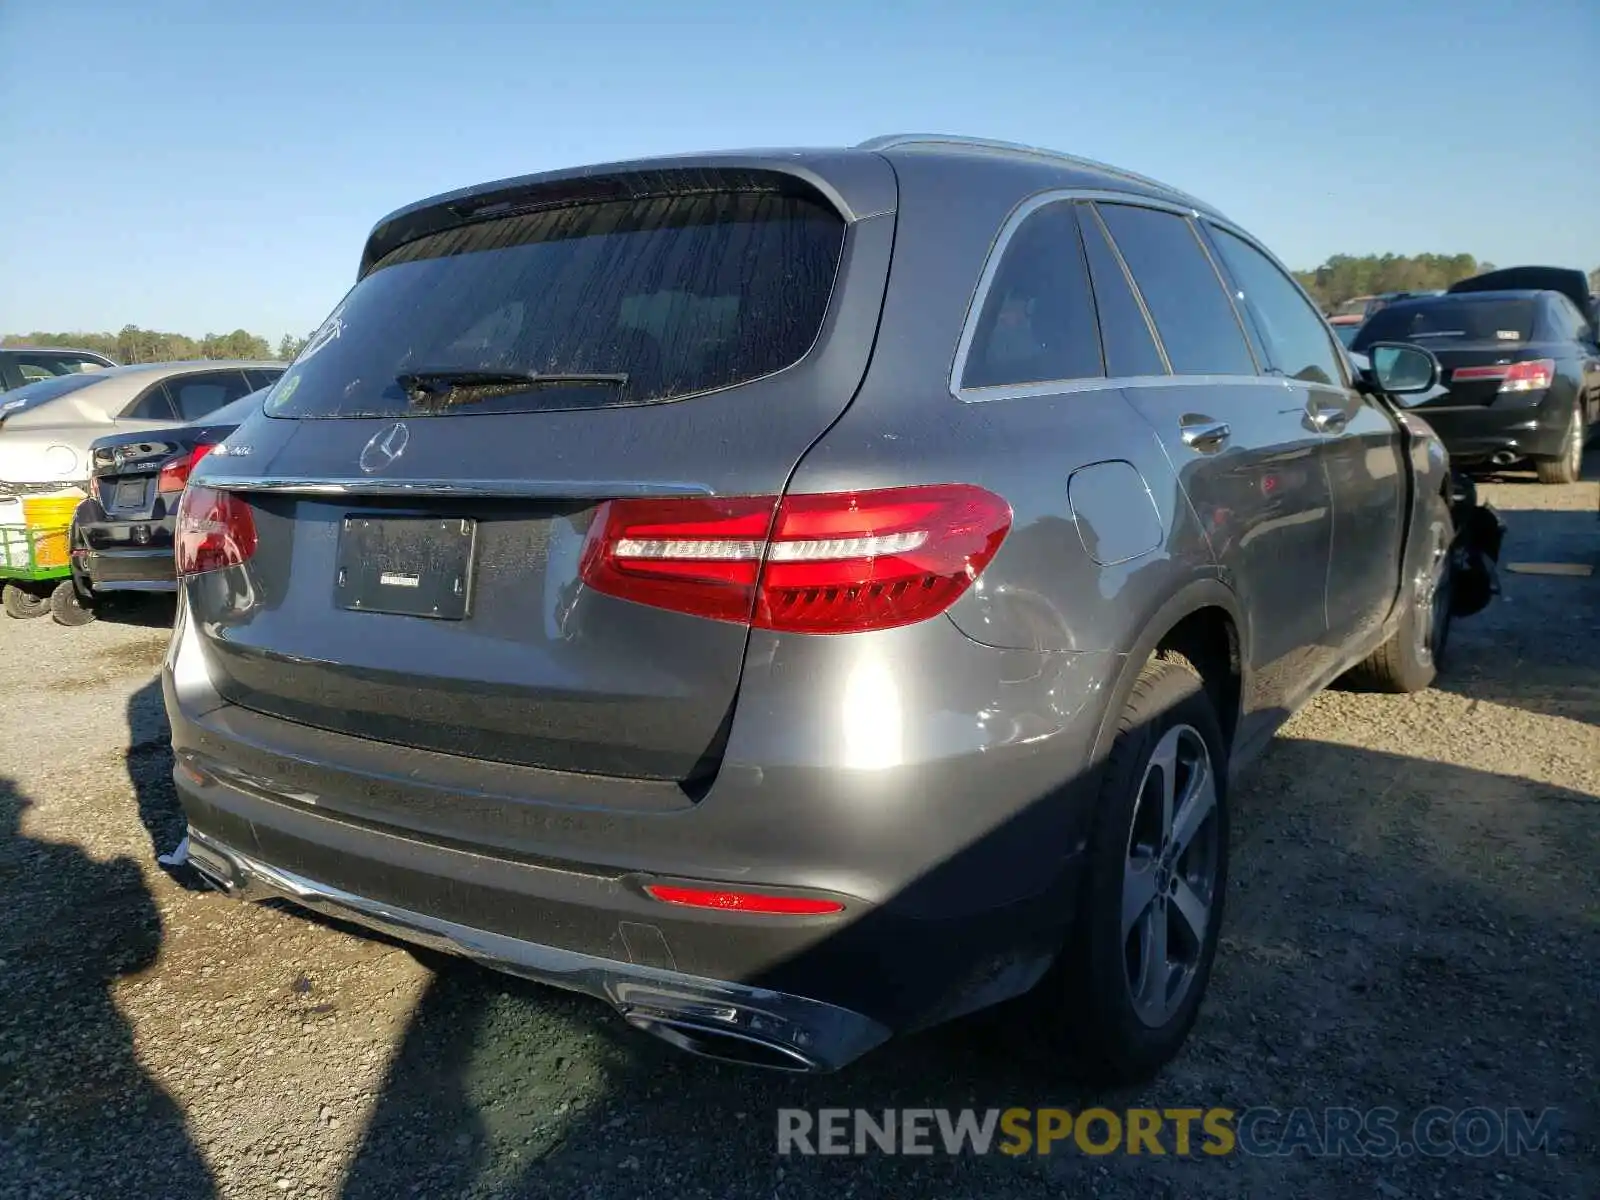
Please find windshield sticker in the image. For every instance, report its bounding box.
[266,372,301,412]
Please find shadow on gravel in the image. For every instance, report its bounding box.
[0,775,215,1200]
[124,676,204,887]
[93,593,179,629]
[329,739,1598,1200]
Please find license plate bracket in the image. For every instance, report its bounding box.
[335,516,477,619]
[114,479,146,509]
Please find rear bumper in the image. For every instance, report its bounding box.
[184,826,890,1072]
[1415,398,1569,462]
[71,500,177,592]
[164,591,1115,1049]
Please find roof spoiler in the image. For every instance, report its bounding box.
[355,155,896,280]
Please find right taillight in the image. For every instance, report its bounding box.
[1498,359,1555,393]
[579,483,1012,634]
[158,444,216,494]
[174,485,257,577]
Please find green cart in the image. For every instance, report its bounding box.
[0,523,94,624]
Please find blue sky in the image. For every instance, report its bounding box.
[2,0,1595,341]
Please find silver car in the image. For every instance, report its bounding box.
[165,135,1461,1082]
[0,361,283,499]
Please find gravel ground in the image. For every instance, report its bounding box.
[1,458,1596,1200]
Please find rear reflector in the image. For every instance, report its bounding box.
[175,485,257,576]
[1498,359,1555,393]
[580,484,1012,633]
[158,444,216,493]
[643,884,844,916]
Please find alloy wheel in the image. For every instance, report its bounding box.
[1122,723,1220,1028]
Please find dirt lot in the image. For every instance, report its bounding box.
[2,461,1596,1200]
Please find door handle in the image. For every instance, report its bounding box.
[1179,416,1231,452]
[1305,407,1349,435]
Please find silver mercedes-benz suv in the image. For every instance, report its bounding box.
[164,134,1457,1082]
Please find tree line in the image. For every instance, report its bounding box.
[1,326,309,364]
[1291,253,1498,312]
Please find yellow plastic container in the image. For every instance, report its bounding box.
[33,527,70,568]
[21,492,84,529]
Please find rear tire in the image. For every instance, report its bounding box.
[1344,500,1452,693]
[1054,657,1229,1085]
[49,579,97,626]
[2,582,49,620]
[1534,401,1583,485]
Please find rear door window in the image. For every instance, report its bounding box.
[961,201,1102,389]
[1079,206,1166,377]
[1207,227,1345,386]
[267,187,846,418]
[168,370,256,421]
[1094,204,1257,376]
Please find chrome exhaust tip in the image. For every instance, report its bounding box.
[624,1012,825,1072]
[1490,450,1518,466]
[184,831,240,894]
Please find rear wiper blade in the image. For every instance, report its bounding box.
[396,368,629,402]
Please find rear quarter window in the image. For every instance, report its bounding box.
[961,200,1103,389]
[268,187,846,418]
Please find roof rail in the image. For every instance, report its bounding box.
[856,133,1208,211]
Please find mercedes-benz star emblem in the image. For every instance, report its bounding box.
[359,421,410,474]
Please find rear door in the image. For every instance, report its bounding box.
[187,167,896,784]
[1085,201,1338,718]
[1204,223,1405,654]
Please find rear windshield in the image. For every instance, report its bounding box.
[266,189,845,418]
[1353,297,1538,349]
[0,371,107,416]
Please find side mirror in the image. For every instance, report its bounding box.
[1365,341,1440,398]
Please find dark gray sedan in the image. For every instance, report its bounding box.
[164,134,1472,1082]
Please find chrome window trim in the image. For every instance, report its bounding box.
[952,187,1299,404]
[958,372,1294,405]
[197,476,713,498]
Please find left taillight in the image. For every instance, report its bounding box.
[157,444,216,493]
[174,485,256,577]
[579,483,1013,634]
